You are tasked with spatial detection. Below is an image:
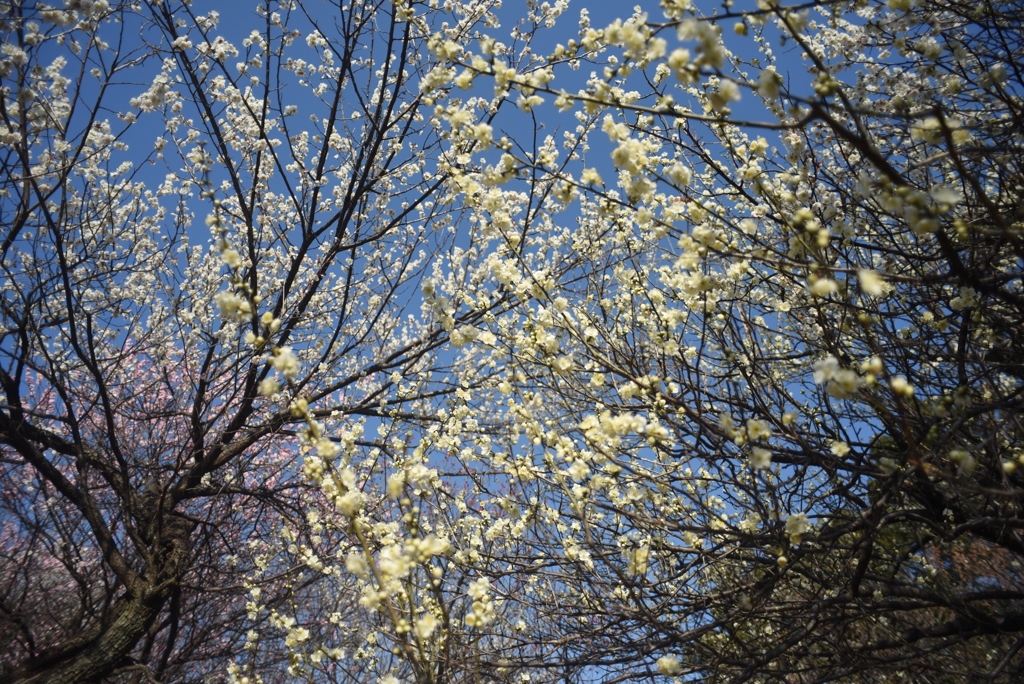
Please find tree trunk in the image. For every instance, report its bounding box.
[20,591,167,684]
[8,514,192,684]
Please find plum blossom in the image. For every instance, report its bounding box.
[785,512,812,545]
[749,447,772,470]
[271,347,300,379]
[813,356,864,399]
[658,655,682,675]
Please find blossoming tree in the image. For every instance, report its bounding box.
[4,0,1024,682]
[0,0,543,680]
[401,0,1023,681]
[265,0,1024,682]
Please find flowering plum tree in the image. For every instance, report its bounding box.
[0,0,543,680]
[391,0,1023,681]
[4,0,1024,682]
[269,0,1024,682]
